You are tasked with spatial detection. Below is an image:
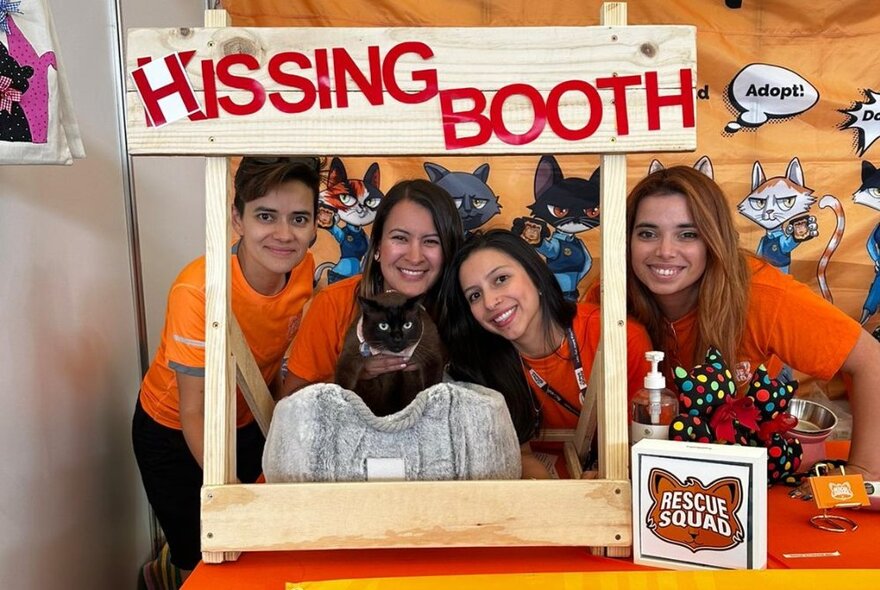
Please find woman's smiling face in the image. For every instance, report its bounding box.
[376,199,444,298]
[630,192,707,320]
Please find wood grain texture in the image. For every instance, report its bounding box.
[201,8,233,565]
[125,24,696,155]
[230,314,275,437]
[201,480,632,551]
[599,2,632,560]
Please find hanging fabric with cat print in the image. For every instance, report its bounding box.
[0,0,84,165]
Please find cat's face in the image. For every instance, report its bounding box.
[528,156,600,234]
[853,160,880,211]
[424,162,502,232]
[738,178,816,229]
[358,292,423,353]
[647,468,744,552]
[320,158,383,227]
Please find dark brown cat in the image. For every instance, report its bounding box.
[334,291,445,416]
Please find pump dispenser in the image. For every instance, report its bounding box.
[630,351,679,444]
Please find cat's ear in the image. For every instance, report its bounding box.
[424,162,449,182]
[364,162,381,188]
[694,156,714,180]
[473,163,490,183]
[534,155,563,198]
[327,157,348,186]
[786,157,805,186]
[861,159,877,181]
[648,159,664,175]
[588,166,601,185]
[403,294,425,310]
[751,161,766,191]
[357,295,380,312]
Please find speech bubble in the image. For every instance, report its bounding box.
[840,89,880,156]
[724,63,819,133]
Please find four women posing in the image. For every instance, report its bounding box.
[136,161,880,578]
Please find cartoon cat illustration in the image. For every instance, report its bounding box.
[646,468,744,553]
[424,162,501,237]
[853,160,880,324]
[511,155,600,300]
[314,157,383,285]
[648,155,715,179]
[738,158,845,301]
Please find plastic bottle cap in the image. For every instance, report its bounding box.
[644,350,666,390]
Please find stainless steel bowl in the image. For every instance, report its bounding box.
[788,398,838,437]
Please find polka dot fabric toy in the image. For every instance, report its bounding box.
[668,347,735,443]
[741,365,803,482]
[666,348,803,484]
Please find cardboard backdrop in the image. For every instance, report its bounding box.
[222,0,880,395]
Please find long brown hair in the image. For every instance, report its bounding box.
[626,166,751,366]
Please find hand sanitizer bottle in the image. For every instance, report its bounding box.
[630,351,678,444]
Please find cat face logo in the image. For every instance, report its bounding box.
[829,481,854,501]
[646,468,744,553]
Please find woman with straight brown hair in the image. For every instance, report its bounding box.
[625,165,880,479]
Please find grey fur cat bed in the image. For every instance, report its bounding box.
[263,381,522,482]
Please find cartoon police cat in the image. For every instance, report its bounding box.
[512,155,600,300]
[853,160,880,324]
[424,162,501,238]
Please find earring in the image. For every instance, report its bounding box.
[373,252,380,261]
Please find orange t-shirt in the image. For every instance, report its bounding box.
[139,250,315,429]
[286,275,361,384]
[522,302,652,430]
[665,257,862,387]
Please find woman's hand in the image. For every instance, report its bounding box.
[360,353,418,380]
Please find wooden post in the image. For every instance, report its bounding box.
[124,3,696,562]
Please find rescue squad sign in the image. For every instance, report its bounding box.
[632,439,768,570]
[124,26,697,156]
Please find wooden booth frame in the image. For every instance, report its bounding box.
[125,3,696,563]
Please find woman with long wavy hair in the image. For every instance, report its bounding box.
[625,165,880,479]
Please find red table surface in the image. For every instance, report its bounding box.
[183,441,879,588]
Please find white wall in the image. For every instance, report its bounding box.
[0,1,203,589]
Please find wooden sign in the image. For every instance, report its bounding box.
[126,26,696,155]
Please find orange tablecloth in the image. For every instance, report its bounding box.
[183,442,879,588]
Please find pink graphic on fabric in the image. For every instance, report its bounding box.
[5,15,54,143]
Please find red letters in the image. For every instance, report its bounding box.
[490,84,546,146]
[383,42,438,104]
[645,68,695,130]
[216,54,265,116]
[131,52,201,127]
[596,74,641,136]
[268,52,317,114]
[333,46,383,108]
[439,87,492,150]
[546,80,603,141]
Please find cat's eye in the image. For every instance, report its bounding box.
[585,207,599,218]
[339,193,356,206]
[778,196,796,210]
[548,205,569,218]
[473,199,488,209]
[403,321,413,330]
[748,197,767,210]
[365,197,382,209]
[378,322,389,331]
[869,188,880,198]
